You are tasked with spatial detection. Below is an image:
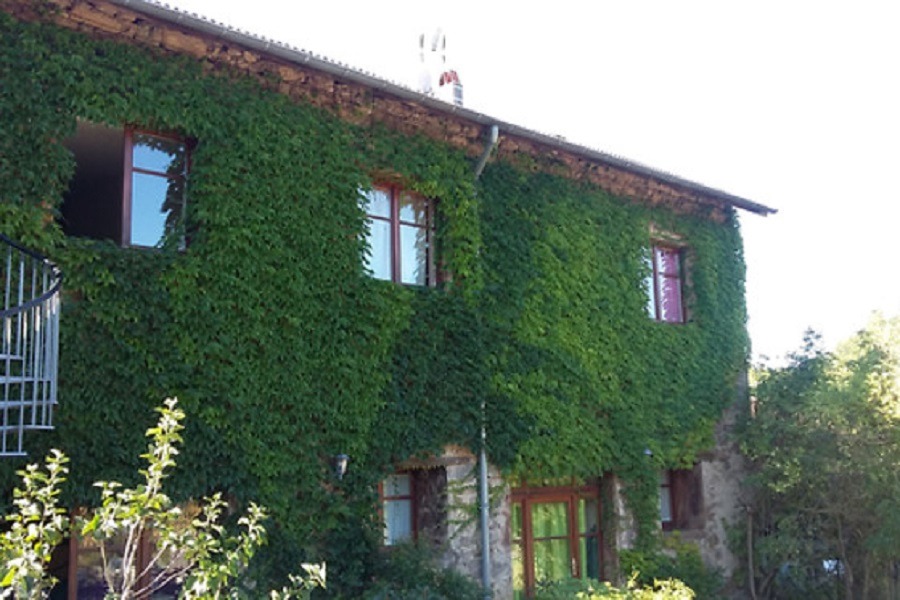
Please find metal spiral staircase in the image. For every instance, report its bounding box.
[1,234,61,456]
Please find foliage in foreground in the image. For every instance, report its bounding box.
[620,535,722,599]
[360,542,483,600]
[0,398,324,599]
[738,316,900,599]
[534,574,694,599]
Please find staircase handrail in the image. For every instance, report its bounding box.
[0,233,63,318]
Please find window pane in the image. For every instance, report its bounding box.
[131,172,183,247]
[383,499,412,545]
[399,224,428,285]
[132,133,186,175]
[658,273,683,322]
[383,473,411,496]
[365,188,391,219]
[533,538,571,584]
[578,498,599,535]
[398,192,427,225]
[645,253,656,318]
[531,502,568,538]
[365,218,392,281]
[655,247,680,277]
[660,481,673,524]
[579,536,601,580]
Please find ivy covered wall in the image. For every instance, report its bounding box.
[0,7,748,592]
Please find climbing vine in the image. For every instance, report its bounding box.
[0,8,747,592]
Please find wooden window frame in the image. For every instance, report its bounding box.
[379,472,418,546]
[660,466,704,531]
[365,184,436,286]
[511,482,603,597]
[647,243,686,323]
[122,127,190,249]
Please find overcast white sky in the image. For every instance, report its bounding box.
[173,0,900,362]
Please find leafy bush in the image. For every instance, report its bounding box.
[0,398,324,599]
[534,574,695,599]
[361,542,482,600]
[620,536,721,599]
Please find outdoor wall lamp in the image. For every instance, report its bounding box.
[334,454,349,481]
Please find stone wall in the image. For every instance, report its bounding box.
[439,446,512,600]
[694,375,751,597]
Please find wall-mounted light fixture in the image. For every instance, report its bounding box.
[644,448,653,457]
[334,454,349,481]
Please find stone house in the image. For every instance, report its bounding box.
[0,1,773,598]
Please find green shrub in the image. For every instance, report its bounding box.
[0,398,324,599]
[620,536,721,599]
[535,575,695,599]
[361,542,483,600]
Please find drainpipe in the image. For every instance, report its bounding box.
[475,125,499,179]
[475,125,499,598]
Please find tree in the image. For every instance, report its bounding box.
[739,316,900,599]
[0,398,325,599]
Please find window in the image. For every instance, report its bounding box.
[511,483,602,599]
[62,121,189,248]
[48,510,196,599]
[659,470,674,529]
[363,185,435,286]
[646,244,684,323]
[379,468,447,547]
[659,467,704,531]
[381,473,415,545]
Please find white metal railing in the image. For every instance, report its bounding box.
[1,234,62,456]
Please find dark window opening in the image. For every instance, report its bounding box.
[61,122,189,248]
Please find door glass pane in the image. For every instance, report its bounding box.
[399,223,428,285]
[511,502,523,541]
[533,538,571,585]
[531,502,568,538]
[578,498,601,580]
[365,218,392,281]
[579,536,601,580]
[512,540,525,600]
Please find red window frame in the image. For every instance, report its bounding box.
[379,472,417,546]
[122,128,190,248]
[364,184,435,286]
[510,482,603,598]
[647,244,685,323]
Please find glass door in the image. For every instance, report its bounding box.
[511,484,602,598]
